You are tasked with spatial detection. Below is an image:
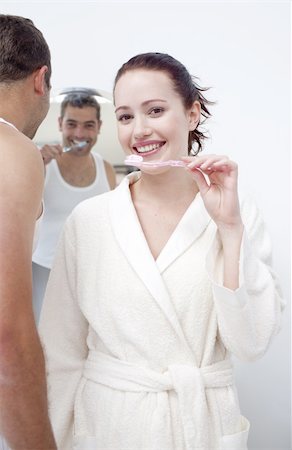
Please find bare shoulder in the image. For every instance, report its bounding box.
[0,127,44,322]
[103,159,117,190]
[0,126,44,221]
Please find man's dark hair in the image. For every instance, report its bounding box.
[0,14,51,88]
[60,93,101,121]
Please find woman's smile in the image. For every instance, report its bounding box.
[133,140,166,157]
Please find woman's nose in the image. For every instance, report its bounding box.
[133,118,152,140]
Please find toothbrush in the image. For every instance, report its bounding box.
[124,154,186,168]
[63,141,87,153]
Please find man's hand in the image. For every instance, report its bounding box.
[40,144,63,165]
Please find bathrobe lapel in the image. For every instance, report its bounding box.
[155,192,211,274]
[109,174,211,361]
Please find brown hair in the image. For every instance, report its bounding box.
[0,14,51,88]
[60,93,101,121]
[114,52,213,155]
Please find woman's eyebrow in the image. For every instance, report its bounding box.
[115,99,167,114]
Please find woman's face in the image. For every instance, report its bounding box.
[114,69,200,166]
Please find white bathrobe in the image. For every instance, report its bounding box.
[39,172,284,450]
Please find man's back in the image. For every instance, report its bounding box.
[0,14,56,449]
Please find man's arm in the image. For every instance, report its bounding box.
[0,131,56,449]
[104,160,116,189]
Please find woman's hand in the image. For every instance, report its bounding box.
[183,154,243,230]
[183,154,244,290]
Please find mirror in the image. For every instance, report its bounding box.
[33,87,126,170]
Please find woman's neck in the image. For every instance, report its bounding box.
[131,169,199,207]
[129,169,199,261]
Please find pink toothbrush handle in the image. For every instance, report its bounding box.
[124,158,185,168]
[168,160,186,167]
[141,160,185,168]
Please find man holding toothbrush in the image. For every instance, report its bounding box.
[32,92,116,322]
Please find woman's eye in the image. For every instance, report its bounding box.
[117,114,132,123]
[149,107,164,116]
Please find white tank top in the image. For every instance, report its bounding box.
[32,152,110,269]
[0,117,43,251]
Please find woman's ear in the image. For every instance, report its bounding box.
[188,100,201,131]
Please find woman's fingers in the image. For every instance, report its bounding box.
[187,167,210,195]
[183,154,237,174]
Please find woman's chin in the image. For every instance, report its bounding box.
[140,166,171,176]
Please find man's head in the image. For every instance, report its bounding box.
[59,93,102,155]
[0,14,52,137]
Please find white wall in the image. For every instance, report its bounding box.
[1,1,290,448]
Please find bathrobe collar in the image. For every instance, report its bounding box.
[109,172,211,361]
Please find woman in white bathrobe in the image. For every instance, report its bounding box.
[39,53,284,450]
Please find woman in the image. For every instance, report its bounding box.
[39,53,284,450]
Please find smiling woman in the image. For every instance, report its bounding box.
[38,52,284,450]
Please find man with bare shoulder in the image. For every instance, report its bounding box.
[32,92,116,322]
[0,14,56,449]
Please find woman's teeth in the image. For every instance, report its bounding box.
[136,143,162,153]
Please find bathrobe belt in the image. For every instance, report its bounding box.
[83,350,234,449]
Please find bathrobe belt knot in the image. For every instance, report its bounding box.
[83,351,234,449]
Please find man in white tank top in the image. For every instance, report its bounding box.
[0,14,56,450]
[32,93,116,322]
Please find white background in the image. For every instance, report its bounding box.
[0,1,290,448]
